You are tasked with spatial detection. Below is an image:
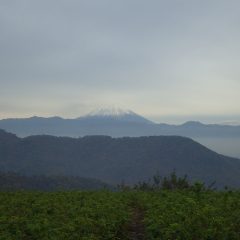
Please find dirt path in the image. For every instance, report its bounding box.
[127,206,146,240]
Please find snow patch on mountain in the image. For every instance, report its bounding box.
[87,108,135,117]
[82,107,154,124]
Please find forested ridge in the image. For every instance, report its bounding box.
[0,129,240,188]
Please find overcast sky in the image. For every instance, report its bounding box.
[1,0,240,123]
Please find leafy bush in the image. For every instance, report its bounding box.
[140,190,240,239]
[0,191,131,240]
[1,180,240,239]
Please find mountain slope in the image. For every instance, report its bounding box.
[0,111,239,138]
[0,109,154,137]
[0,172,111,191]
[1,114,240,158]
[0,113,239,139]
[0,129,239,188]
[81,108,154,124]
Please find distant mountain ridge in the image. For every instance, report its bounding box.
[0,109,240,158]
[0,129,240,188]
[0,109,239,138]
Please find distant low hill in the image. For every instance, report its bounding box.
[0,129,240,188]
[0,172,111,191]
[0,109,240,158]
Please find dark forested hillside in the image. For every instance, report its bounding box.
[1,115,240,158]
[0,172,111,191]
[0,129,240,188]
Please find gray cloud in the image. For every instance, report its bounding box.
[0,0,240,121]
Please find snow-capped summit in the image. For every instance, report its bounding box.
[82,107,153,124]
[87,107,134,117]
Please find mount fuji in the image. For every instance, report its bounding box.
[0,108,155,137]
[79,108,153,124]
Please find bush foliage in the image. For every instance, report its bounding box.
[1,174,240,239]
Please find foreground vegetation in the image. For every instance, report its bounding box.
[141,190,240,239]
[1,174,240,239]
[0,191,130,240]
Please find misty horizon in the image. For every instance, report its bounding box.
[1,0,240,122]
[0,107,240,125]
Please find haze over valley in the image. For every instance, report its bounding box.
[1,108,240,158]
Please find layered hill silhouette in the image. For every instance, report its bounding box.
[1,109,240,157]
[0,110,239,138]
[0,129,240,188]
